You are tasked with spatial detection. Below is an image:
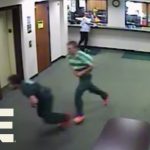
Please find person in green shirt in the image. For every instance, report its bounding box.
[67,41,109,124]
[8,75,71,128]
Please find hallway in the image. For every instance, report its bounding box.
[1,49,150,150]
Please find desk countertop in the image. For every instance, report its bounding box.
[68,24,150,33]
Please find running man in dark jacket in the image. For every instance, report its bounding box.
[8,75,71,128]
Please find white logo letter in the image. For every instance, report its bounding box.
[0,109,15,143]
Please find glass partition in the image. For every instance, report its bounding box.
[148,4,150,26]
[68,0,108,25]
[126,1,149,27]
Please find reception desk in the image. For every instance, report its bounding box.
[68,24,150,52]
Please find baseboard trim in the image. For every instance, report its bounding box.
[51,56,66,64]
[30,74,38,80]
[29,56,67,79]
[87,46,150,54]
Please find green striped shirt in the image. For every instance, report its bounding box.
[68,50,93,70]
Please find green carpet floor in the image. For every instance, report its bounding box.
[1,50,150,150]
[80,46,101,55]
[122,51,150,61]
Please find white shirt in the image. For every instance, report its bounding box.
[80,17,91,32]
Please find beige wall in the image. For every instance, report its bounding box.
[108,0,125,27]
[0,0,68,79]
[49,0,68,61]
[0,10,16,88]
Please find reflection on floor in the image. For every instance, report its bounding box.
[1,49,150,150]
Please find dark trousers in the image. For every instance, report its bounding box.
[75,74,108,115]
[37,91,68,124]
[42,113,69,124]
[79,32,89,50]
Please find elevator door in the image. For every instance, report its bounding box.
[0,11,14,88]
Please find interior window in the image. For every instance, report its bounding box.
[148,4,150,26]
[68,0,108,24]
[126,1,148,27]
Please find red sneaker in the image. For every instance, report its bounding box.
[73,116,85,124]
[58,114,72,129]
[102,96,109,106]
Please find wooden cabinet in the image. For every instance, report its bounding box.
[87,0,107,11]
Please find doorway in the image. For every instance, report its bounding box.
[35,1,51,73]
[0,5,23,99]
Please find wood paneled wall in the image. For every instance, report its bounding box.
[87,0,107,11]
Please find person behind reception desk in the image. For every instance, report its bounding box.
[78,13,91,51]
[93,7,98,16]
